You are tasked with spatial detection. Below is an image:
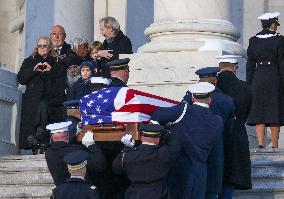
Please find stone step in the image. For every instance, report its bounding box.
[250,149,284,164]
[252,165,284,178]
[0,184,53,198]
[0,171,53,185]
[251,175,284,189]
[234,188,284,199]
[0,155,48,172]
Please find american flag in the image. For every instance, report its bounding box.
[79,87,178,125]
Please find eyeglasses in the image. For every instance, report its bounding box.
[37,44,48,49]
[50,32,65,36]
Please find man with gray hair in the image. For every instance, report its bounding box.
[50,25,73,59]
[99,16,132,61]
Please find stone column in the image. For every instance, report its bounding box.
[54,0,94,43]
[24,0,94,57]
[139,0,243,55]
[122,0,245,100]
[0,68,21,156]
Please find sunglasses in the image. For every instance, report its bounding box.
[37,44,48,49]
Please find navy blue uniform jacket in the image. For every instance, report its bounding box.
[151,103,223,199]
[183,88,234,193]
[45,142,106,186]
[51,178,99,199]
[112,134,180,199]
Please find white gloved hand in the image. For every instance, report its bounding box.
[82,131,95,147]
[121,134,135,148]
[76,122,82,136]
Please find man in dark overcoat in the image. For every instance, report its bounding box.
[246,12,284,148]
[107,58,130,87]
[99,16,132,61]
[45,122,106,186]
[216,55,252,198]
[151,82,223,199]
[51,150,100,199]
[182,67,235,199]
[112,125,180,199]
[17,51,67,151]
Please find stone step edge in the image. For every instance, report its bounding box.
[251,161,284,166]
[252,174,284,179]
[0,168,49,172]
[0,183,54,187]
[235,187,284,194]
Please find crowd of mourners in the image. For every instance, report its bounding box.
[15,11,284,199]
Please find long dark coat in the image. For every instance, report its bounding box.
[17,54,67,149]
[217,71,252,190]
[183,88,235,194]
[151,103,223,199]
[45,142,106,186]
[246,29,284,126]
[67,78,92,100]
[103,30,132,61]
[108,77,128,87]
[112,134,180,199]
[51,178,99,199]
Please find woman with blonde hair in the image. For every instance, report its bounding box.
[17,36,67,154]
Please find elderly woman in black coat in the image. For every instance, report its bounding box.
[17,36,67,153]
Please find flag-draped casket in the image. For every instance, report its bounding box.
[78,87,178,141]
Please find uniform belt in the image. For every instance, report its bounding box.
[257,61,273,65]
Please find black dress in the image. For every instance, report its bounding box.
[246,29,284,126]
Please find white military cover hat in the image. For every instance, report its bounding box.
[216,55,242,64]
[46,121,72,134]
[258,12,280,20]
[90,77,110,85]
[188,82,215,99]
[258,12,280,26]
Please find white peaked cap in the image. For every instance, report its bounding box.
[258,12,280,20]
[188,82,215,95]
[216,55,242,64]
[90,77,110,85]
[46,121,72,134]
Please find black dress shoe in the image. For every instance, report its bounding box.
[32,148,39,155]
[258,145,264,149]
